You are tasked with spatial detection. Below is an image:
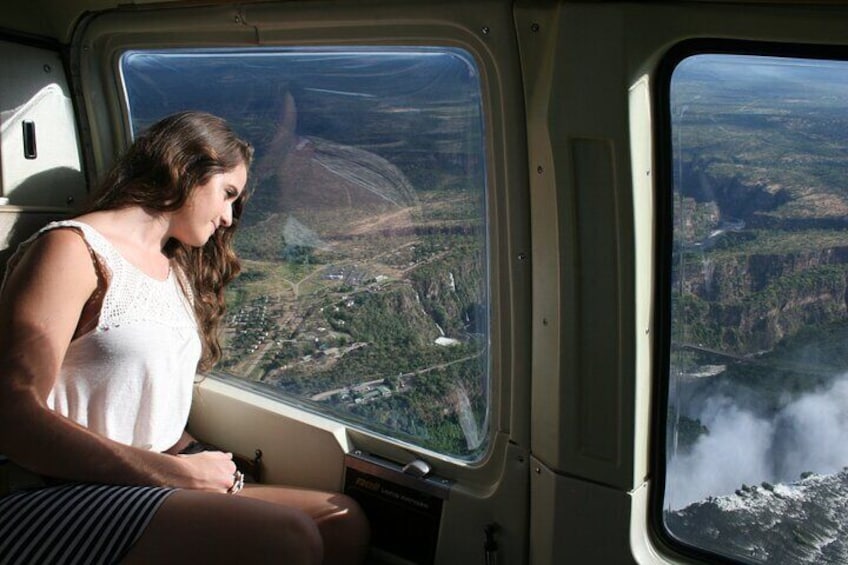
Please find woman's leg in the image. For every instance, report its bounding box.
[122,489,324,564]
[238,485,371,565]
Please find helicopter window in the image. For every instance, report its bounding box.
[120,46,491,460]
[663,51,848,563]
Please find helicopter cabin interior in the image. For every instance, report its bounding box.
[3,0,848,563]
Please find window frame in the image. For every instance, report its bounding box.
[126,44,499,462]
[117,43,495,461]
[650,38,848,564]
[75,2,531,486]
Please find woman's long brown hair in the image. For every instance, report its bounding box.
[83,111,254,371]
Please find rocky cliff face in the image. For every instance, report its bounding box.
[672,142,848,355]
[666,469,848,564]
[674,241,848,354]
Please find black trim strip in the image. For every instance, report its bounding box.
[0,27,62,50]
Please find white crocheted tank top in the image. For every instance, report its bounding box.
[31,220,201,452]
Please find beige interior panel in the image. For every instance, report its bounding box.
[0,40,86,210]
[188,378,351,491]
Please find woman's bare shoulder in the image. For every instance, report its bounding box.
[28,225,93,261]
[4,224,97,294]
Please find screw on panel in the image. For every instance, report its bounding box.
[43,64,52,73]
[517,252,527,261]
[531,23,540,32]
[67,196,75,205]
[234,14,242,24]
[537,165,544,174]
[481,26,490,35]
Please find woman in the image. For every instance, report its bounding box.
[0,112,369,564]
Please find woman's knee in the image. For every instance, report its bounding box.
[339,493,370,538]
[317,493,370,564]
[229,486,370,563]
[276,506,325,564]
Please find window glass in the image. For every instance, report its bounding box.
[664,53,848,563]
[121,47,490,460]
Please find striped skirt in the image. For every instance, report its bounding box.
[0,483,174,565]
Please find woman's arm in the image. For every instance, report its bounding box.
[0,229,234,492]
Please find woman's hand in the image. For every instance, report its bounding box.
[176,450,238,493]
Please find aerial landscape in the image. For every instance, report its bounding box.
[663,54,848,562]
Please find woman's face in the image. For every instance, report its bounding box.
[172,162,248,247]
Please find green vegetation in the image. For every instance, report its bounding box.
[219,185,488,458]
[670,69,848,356]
